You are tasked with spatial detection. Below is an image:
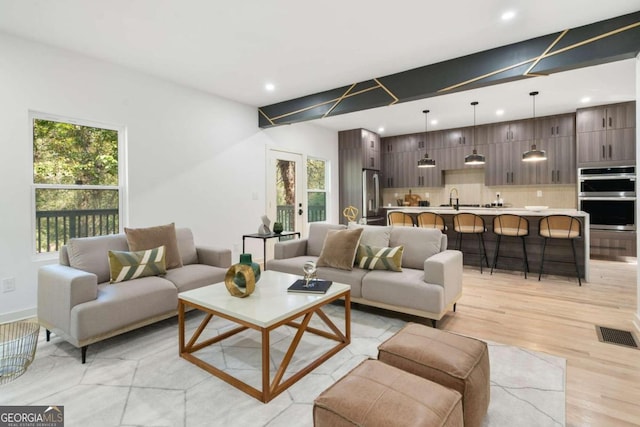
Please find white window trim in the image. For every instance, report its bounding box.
[307,157,330,224]
[30,111,128,257]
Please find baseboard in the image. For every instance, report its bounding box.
[0,307,37,323]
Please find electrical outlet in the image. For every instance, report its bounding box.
[424,192,430,198]
[2,277,16,293]
[537,190,543,197]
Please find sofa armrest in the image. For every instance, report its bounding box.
[424,250,463,305]
[37,264,98,334]
[274,238,308,259]
[196,246,232,268]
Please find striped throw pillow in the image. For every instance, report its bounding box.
[108,245,167,283]
[357,244,403,272]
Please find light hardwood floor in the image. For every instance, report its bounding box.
[439,259,640,427]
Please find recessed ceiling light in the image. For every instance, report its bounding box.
[378,127,385,133]
[265,83,275,92]
[496,109,505,116]
[501,10,516,21]
[581,96,591,103]
[430,119,438,126]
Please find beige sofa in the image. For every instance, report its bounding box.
[267,223,463,326]
[37,227,231,363]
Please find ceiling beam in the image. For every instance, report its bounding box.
[258,11,640,128]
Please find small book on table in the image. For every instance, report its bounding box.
[287,279,332,294]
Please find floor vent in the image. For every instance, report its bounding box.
[595,325,639,349]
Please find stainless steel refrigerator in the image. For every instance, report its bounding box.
[362,169,384,225]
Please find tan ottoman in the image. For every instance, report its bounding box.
[378,323,490,427]
[314,359,463,427]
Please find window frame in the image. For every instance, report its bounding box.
[306,157,330,224]
[30,111,128,256]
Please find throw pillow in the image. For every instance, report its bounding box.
[108,245,167,283]
[357,244,404,272]
[347,223,392,262]
[316,228,363,271]
[125,223,183,269]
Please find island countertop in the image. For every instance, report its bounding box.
[384,206,588,217]
[381,206,590,282]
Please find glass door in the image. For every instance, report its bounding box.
[266,150,304,235]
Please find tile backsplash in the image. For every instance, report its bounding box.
[382,169,577,209]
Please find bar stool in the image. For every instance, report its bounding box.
[538,215,582,286]
[388,211,414,226]
[416,212,447,231]
[453,213,489,273]
[491,214,530,278]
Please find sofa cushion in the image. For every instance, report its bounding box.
[164,264,227,293]
[316,228,363,271]
[108,246,167,283]
[175,227,198,265]
[361,269,445,314]
[390,227,442,270]
[347,223,392,248]
[67,234,129,284]
[125,223,183,269]
[307,223,346,257]
[70,275,178,342]
[357,244,403,272]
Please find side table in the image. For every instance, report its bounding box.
[242,231,301,269]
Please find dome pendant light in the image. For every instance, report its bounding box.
[464,101,485,165]
[418,109,436,168]
[522,91,547,162]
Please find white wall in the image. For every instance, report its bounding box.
[0,33,338,321]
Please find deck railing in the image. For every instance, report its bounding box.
[35,208,119,253]
[36,206,324,252]
[276,205,326,230]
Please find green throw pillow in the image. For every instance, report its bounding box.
[108,245,167,283]
[357,244,403,272]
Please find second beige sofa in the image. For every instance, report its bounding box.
[267,223,463,326]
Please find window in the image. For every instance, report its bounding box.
[307,158,328,223]
[32,113,125,253]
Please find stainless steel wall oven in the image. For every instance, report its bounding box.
[578,166,636,231]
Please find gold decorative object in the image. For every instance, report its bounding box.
[224,264,255,298]
[342,206,358,223]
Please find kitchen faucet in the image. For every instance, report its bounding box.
[449,187,459,210]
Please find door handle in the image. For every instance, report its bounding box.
[602,145,605,159]
[298,208,303,215]
[609,144,612,159]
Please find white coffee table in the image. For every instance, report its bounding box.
[178,270,351,403]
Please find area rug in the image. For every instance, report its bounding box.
[0,305,565,426]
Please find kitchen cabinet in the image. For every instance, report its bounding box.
[486,119,534,144]
[537,113,575,138]
[442,127,472,147]
[576,101,636,166]
[339,128,381,170]
[529,114,576,185]
[416,149,444,187]
[382,131,445,188]
[485,140,534,185]
[590,230,637,257]
[339,129,382,219]
[535,136,576,184]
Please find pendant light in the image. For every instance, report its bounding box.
[464,101,485,165]
[522,91,547,162]
[417,109,436,168]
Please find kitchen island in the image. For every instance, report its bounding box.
[382,207,590,282]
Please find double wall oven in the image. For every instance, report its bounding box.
[578,166,636,231]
